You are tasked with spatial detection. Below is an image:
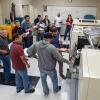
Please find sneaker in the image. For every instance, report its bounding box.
[25,88,35,93]
[44,93,49,96]
[4,80,12,85]
[54,86,61,93]
[58,86,61,90]
[17,88,23,93]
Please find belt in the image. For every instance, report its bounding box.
[0,53,9,56]
[41,68,55,71]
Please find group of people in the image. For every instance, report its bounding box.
[12,15,33,48]
[54,13,73,41]
[12,13,73,44]
[33,13,73,41]
[33,15,50,41]
[0,13,73,96]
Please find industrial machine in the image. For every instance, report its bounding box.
[70,19,100,66]
[78,49,100,100]
[70,19,100,55]
[69,19,100,100]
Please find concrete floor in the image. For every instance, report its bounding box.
[0,52,73,100]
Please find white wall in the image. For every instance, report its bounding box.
[32,0,100,19]
[0,0,12,21]
[21,0,33,5]
[0,0,100,22]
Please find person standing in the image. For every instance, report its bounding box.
[64,14,73,41]
[0,29,11,84]
[10,34,35,93]
[34,15,41,25]
[27,32,71,96]
[54,13,63,37]
[33,15,42,41]
[21,15,33,48]
[50,26,70,79]
[12,20,23,37]
[36,17,46,41]
[43,15,50,32]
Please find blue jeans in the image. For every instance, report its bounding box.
[0,55,11,82]
[15,68,30,93]
[56,27,61,33]
[40,69,59,94]
[38,31,44,41]
[56,27,61,39]
[64,25,72,40]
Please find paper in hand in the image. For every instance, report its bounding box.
[25,32,30,35]
[24,48,28,56]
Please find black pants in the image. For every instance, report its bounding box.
[23,36,33,48]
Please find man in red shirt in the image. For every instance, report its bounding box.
[10,34,35,93]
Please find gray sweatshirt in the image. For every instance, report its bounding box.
[27,40,68,71]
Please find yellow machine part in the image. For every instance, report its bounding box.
[0,24,15,40]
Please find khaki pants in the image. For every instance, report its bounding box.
[58,61,63,76]
[58,52,64,77]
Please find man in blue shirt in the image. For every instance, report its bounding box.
[21,15,33,48]
[51,30,60,48]
[50,26,69,79]
[12,20,23,37]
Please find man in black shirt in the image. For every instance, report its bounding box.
[34,15,41,25]
[43,15,50,32]
[0,29,11,84]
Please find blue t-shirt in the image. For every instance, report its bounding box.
[12,26,23,37]
[21,21,32,37]
[51,32,60,48]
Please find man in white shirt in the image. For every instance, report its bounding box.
[54,13,63,35]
